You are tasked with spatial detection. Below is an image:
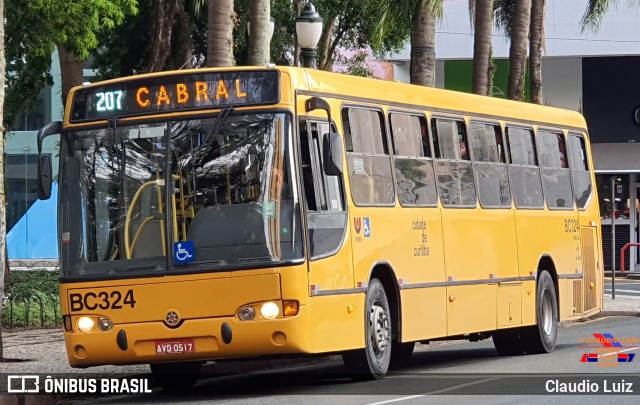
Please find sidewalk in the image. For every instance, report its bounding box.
[0,296,638,376]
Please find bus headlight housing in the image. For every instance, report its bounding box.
[97,317,113,331]
[238,306,256,321]
[77,317,95,333]
[260,302,279,319]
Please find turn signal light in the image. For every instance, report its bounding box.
[283,300,299,317]
[63,315,73,332]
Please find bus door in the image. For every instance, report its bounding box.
[298,118,355,352]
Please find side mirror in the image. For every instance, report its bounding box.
[37,155,53,200]
[322,133,343,176]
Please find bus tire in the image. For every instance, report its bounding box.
[343,278,392,380]
[492,330,525,356]
[523,270,558,354]
[150,361,201,392]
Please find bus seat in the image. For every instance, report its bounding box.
[187,202,269,261]
[131,219,164,258]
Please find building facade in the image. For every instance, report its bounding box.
[379,0,640,271]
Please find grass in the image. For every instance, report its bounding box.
[2,270,61,328]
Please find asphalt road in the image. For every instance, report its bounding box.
[71,315,640,405]
[605,278,640,298]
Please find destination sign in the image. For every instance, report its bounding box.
[70,71,280,122]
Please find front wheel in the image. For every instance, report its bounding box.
[522,270,558,354]
[343,278,392,380]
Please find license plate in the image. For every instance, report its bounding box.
[154,338,195,354]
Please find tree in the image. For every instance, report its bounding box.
[471,0,495,95]
[529,0,545,104]
[368,0,443,87]
[248,0,271,65]
[505,0,531,100]
[207,0,235,66]
[311,0,416,72]
[4,0,138,121]
[0,0,6,360]
[409,1,444,86]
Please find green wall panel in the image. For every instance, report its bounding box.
[444,59,530,101]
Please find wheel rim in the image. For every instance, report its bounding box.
[541,289,554,335]
[369,301,390,357]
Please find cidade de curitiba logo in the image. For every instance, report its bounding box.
[579,333,638,366]
[6,375,152,394]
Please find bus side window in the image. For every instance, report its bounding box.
[389,112,438,206]
[432,117,476,206]
[567,132,592,209]
[538,130,573,209]
[343,108,395,205]
[506,126,544,209]
[469,121,511,208]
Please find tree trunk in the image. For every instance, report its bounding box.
[248,0,271,66]
[507,0,532,101]
[410,0,436,87]
[207,0,234,67]
[147,0,177,72]
[472,0,494,95]
[173,3,194,69]
[318,16,337,71]
[529,0,546,104]
[0,0,6,360]
[56,43,84,107]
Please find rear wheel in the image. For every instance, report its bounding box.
[522,270,558,354]
[343,279,392,380]
[150,361,201,392]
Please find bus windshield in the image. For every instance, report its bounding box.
[58,112,303,279]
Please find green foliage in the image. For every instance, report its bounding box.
[313,0,414,63]
[2,270,60,328]
[4,0,138,127]
[335,51,375,78]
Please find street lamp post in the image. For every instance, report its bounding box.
[296,2,323,68]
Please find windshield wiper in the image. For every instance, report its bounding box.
[193,106,234,166]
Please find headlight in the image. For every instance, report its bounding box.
[97,317,113,331]
[260,302,280,320]
[238,306,256,321]
[77,317,95,332]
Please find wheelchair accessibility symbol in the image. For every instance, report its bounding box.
[174,241,195,264]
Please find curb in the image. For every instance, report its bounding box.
[596,310,640,317]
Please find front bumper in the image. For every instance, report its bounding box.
[65,306,309,367]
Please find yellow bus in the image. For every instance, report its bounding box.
[36,66,602,389]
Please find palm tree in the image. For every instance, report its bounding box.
[529,0,545,104]
[410,0,443,86]
[471,0,495,95]
[0,0,6,360]
[581,0,620,32]
[207,0,235,67]
[248,0,271,65]
[504,0,531,101]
